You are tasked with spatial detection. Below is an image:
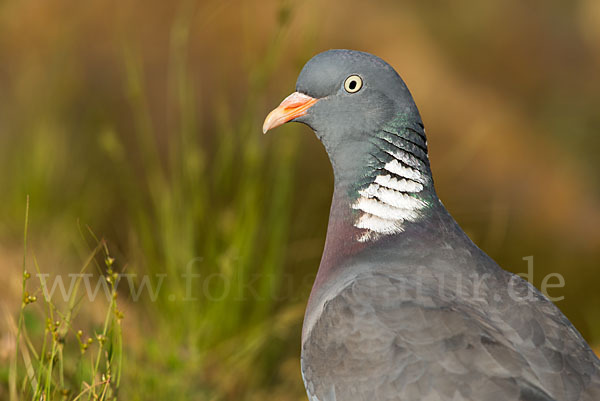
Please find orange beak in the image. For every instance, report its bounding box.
[262,92,319,134]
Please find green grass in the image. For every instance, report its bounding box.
[2,2,313,400]
[9,198,123,401]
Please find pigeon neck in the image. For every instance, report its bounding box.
[316,118,439,278]
[333,118,436,242]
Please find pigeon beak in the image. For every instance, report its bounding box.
[263,92,319,134]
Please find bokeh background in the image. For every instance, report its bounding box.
[1,0,599,399]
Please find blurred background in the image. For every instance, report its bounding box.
[0,0,599,399]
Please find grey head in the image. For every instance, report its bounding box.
[266,50,422,166]
[294,49,421,141]
[264,49,437,243]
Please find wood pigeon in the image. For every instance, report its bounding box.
[263,49,600,401]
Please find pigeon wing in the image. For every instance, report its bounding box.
[301,271,600,401]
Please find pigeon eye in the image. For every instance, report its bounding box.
[344,75,363,93]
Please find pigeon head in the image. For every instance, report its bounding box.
[263,50,422,159]
[264,49,436,242]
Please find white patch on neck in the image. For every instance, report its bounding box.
[357,186,425,211]
[374,174,423,193]
[381,144,422,170]
[352,152,429,242]
[384,159,425,184]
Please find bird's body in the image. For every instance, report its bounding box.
[302,208,600,401]
[263,49,600,400]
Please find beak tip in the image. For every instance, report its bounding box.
[262,92,318,136]
[262,119,272,134]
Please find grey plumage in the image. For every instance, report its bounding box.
[302,213,600,400]
[264,49,600,401]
